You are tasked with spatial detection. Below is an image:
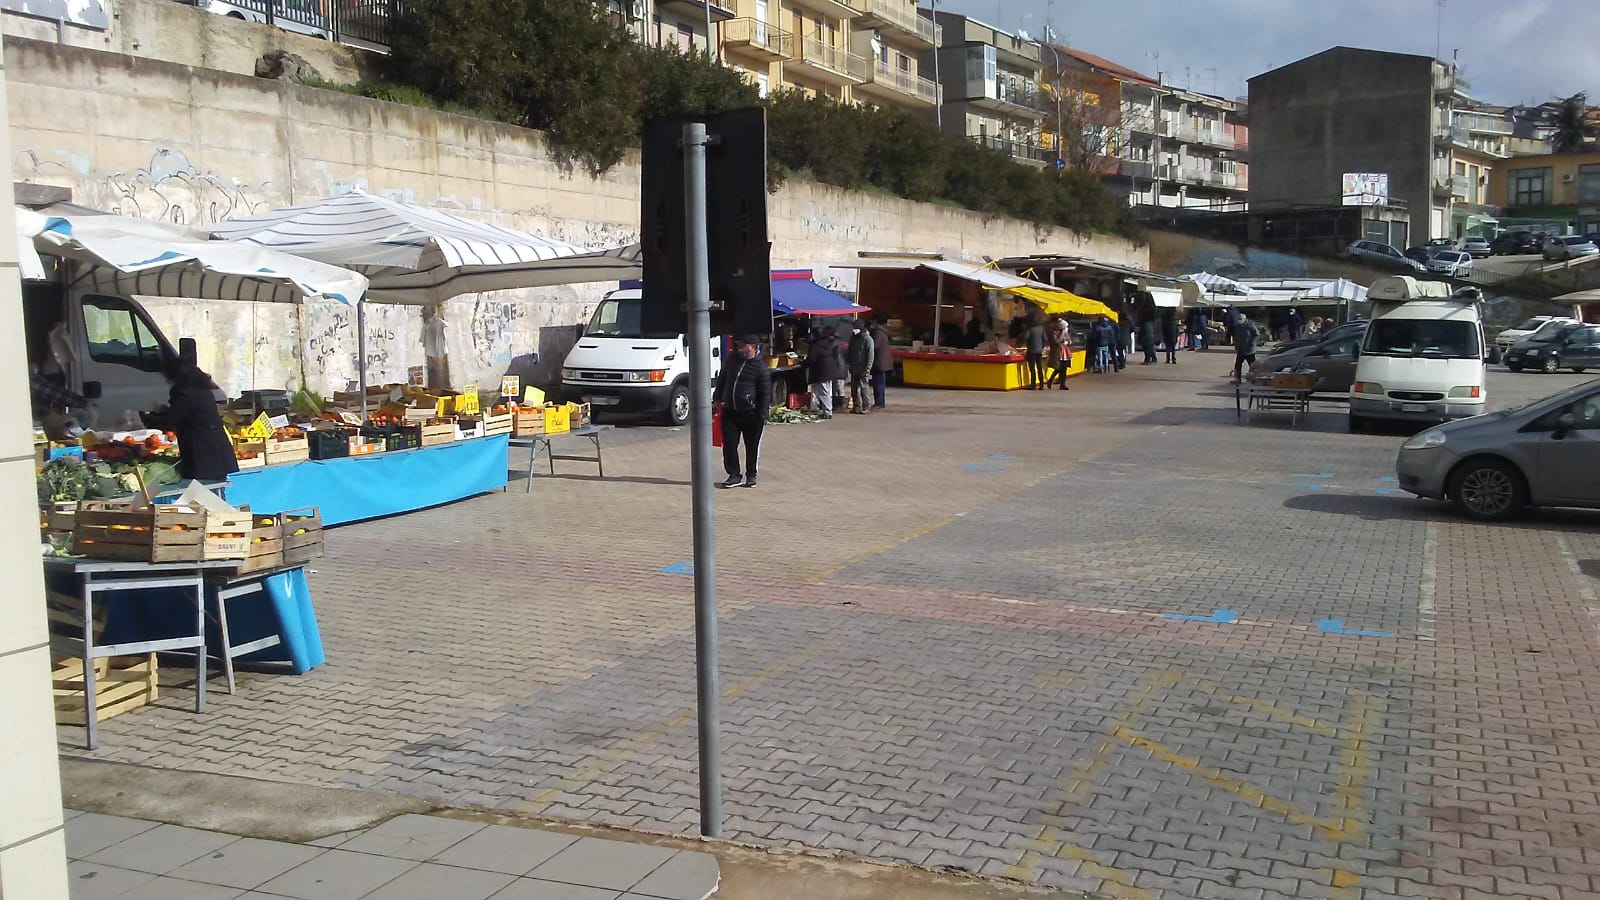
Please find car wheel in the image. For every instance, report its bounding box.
[665,381,691,427]
[1486,346,1502,365]
[1448,457,1526,522]
[1543,355,1561,374]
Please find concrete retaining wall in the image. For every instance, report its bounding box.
[4,36,1145,395]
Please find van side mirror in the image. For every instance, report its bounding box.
[178,337,198,366]
[81,380,102,400]
[1554,412,1577,438]
[1351,345,1360,359]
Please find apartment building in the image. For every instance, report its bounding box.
[1491,150,1600,234]
[848,0,939,110]
[921,11,1044,165]
[1039,47,1247,208]
[717,0,867,102]
[611,0,733,57]
[1248,46,1505,243]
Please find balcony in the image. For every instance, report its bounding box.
[855,60,939,106]
[854,0,937,46]
[1434,65,1471,99]
[1118,159,1155,180]
[1175,123,1236,149]
[794,37,868,85]
[1177,165,1241,190]
[784,0,863,20]
[721,18,792,61]
[964,79,1043,118]
[1457,112,1513,136]
[970,134,1048,166]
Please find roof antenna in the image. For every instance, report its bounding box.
[1435,0,1445,61]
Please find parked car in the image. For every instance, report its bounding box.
[1461,236,1492,258]
[1586,232,1600,248]
[1543,234,1600,261]
[1396,378,1600,521]
[1250,328,1365,394]
[1345,240,1426,273]
[1425,250,1474,277]
[1490,231,1541,256]
[199,0,330,39]
[1272,319,1368,354]
[1495,316,1578,357]
[1504,323,1600,374]
[1403,246,1436,265]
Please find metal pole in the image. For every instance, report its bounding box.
[706,2,716,62]
[682,121,722,839]
[930,0,942,130]
[357,299,369,421]
[932,272,944,348]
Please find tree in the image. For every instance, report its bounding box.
[1043,70,1119,177]
[1552,92,1590,154]
[389,0,643,175]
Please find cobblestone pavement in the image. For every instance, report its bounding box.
[67,363,1600,899]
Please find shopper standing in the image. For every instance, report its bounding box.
[869,318,893,409]
[1024,317,1048,389]
[1048,316,1072,390]
[715,334,771,488]
[807,325,845,419]
[422,305,450,390]
[1139,314,1158,365]
[847,319,874,415]
[1093,316,1116,373]
[1162,310,1180,364]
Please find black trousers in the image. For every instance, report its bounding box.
[1025,352,1046,386]
[722,413,765,477]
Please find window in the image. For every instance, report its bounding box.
[1580,164,1600,204]
[1566,394,1600,431]
[676,26,692,51]
[1512,168,1550,207]
[1363,319,1480,360]
[82,295,168,372]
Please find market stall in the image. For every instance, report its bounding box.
[832,254,1118,390]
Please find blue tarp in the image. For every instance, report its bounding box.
[227,435,510,526]
[770,271,866,317]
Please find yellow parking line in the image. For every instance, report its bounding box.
[1112,727,1347,840]
[517,630,842,815]
[1004,672,1178,895]
[1178,675,1341,738]
[1329,692,1379,896]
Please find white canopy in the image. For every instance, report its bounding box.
[1289,277,1367,303]
[1178,271,1254,294]
[16,205,368,305]
[210,192,641,305]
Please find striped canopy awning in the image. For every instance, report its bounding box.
[16,205,367,305]
[210,192,642,305]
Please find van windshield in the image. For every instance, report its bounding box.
[1363,319,1480,359]
[585,296,644,337]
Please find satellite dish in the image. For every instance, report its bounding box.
[869,31,882,56]
[1016,28,1031,41]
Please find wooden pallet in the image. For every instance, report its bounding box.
[53,653,159,727]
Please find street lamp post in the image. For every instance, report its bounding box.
[1038,40,1063,171]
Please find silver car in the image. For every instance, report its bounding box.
[1543,235,1600,262]
[1396,379,1600,521]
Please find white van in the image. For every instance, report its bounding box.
[559,289,721,426]
[1349,276,1487,431]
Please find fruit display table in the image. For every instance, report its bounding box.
[893,349,1086,390]
[225,435,510,526]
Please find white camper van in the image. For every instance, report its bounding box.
[559,289,721,426]
[1348,276,1487,431]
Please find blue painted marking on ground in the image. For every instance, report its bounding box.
[1281,482,1327,491]
[1291,472,1334,479]
[1373,488,1403,496]
[1163,609,1238,624]
[1316,618,1395,638]
[988,453,1013,460]
[660,562,694,575]
[1378,475,1398,483]
[961,464,1004,475]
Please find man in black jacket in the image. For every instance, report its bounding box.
[869,318,894,408]
[806,326,846,420]
[714,334,771,488]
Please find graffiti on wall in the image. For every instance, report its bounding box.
[16,148,280,226]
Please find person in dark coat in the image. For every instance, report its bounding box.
[141,360,238,482]
[869,318,894,409]
[846,320,874,414]
[1139,315,1158,365]
[962,318,985,350]
[1232,314,1260,382]
[806,326,846,419]
[1092,317,1117,373]
[714,334,772,488]
[1162,310,1180,364]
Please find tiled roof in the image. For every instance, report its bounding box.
[1053,45,1160,87]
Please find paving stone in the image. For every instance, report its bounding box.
[83,824,238,875]
[168,836,324,889]
[361,862,516,900]
[486,880,622,900]
[431,824,580,876]
[112,876,246,900]
[65,813,161,859]
[528,837,676,892]
[336,814,485,861]
[254,848,417,900]
[65,861,156,900]
[627,850,720,900]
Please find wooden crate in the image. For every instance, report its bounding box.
[512,406,545,436]
[348,438,385,456]
[236,513,284,574]
[279,508,324,565]
[54,653,159,727]
[46,501,78,532]
[567,402,591,430]
[482,411,513,436]
[420,422,456,447]
[403,405,436,423]
[73,502,205,563]
[202,507,253,561]
[1268,373,1317,390]
[264,436,309,466]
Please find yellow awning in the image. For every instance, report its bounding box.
[1004,285,1119,321]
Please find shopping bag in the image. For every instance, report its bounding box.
[711,405,723,447]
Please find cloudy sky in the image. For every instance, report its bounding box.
[936,0,1598,106]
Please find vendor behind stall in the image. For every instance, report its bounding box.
[141,360,239,481]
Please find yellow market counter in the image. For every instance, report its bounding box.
[894,350,1086,390]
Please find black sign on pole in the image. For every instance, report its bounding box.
[641,108,771,338]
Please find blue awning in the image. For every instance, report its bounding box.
[771,270,866,317]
